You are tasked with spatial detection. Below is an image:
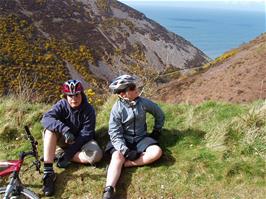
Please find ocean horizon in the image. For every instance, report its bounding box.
[120,1,265,59]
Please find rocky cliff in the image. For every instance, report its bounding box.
[0,0,209,100]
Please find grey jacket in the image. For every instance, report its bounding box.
[108,96,165,154]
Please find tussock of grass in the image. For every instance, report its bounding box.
[0,97,49,159]
[0,97,265,198]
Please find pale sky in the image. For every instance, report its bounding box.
[120,0,264,2]
[119,0,265,12]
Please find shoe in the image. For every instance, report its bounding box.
[56,155,71,168]
[42,172,56,196]
[55,147,64,161]
[102,186,114,199]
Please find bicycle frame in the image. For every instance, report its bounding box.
[0,126,41,199]
[0,156,27,198]
[0,160,23,177]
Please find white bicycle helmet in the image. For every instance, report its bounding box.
[109,75,136,94]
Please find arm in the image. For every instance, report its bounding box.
[41,100,70,134]
[63,106,96,160]
[108,106,128,155]
[142,98,165,131]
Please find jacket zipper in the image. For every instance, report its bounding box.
[132,107,136,138]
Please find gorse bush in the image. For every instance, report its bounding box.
[202,49,239,70]
[0,15,102,103]
[84,88,104,108]
[0,15,69,100]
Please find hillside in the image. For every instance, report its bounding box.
[155,33,266,104]
[0,97,265,198]
[0,0,209,101]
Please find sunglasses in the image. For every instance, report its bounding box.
[67,93,81,97]
[126,84,136,92]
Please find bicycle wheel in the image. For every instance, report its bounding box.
[0,186,39,199]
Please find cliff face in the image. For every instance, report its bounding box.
[0,0,209,99]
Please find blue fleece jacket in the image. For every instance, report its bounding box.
[109,96,165,155]
[41,94,96,160]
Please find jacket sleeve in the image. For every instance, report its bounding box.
[142,98,165,131]
[41,100,70,134]
[63,105,96,160]
[108,105,128,155]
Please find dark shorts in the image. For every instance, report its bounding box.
[105,136,158,155]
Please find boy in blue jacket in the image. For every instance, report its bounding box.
[41,80,102,196]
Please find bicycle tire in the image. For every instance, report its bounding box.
[0,186,39,199]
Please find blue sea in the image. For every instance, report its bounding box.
[120,1,265,59]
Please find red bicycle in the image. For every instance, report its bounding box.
[0,126,40,199]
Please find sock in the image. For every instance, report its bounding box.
[44,163,54,175]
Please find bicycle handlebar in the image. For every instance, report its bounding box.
[23,126,41,173]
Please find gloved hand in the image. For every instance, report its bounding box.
[150,129,161,140]
[56,155,71,168]
[124,149,139,161]
[63,131,75,144]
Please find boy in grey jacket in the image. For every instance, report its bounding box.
[41,80,102,196]
[103,75,165,199]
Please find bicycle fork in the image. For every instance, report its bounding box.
[3,172,21,199]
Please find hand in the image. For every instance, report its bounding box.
[124,150,139,161]
[63,131,75,144]
[150,129,161,140]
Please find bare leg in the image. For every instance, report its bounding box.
[72,151,90,163]
[71,140,103,164]
[124,145,162,167]
[71,150,102,164]
[105,151,126,188]
[43,130,57,163]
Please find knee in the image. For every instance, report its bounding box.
[91,149,103,164]
[155,146,163,158]
[43,129,56,138]
[43,129,57,144]
[112,151,125,162]
[147,145,163,160]
[83,148,103,164]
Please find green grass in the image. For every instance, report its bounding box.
[0,97,265,199]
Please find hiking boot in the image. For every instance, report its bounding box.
[102,186,114,199]
[56,155,71,168]
[42,172,56,196]
[55,147,64,161]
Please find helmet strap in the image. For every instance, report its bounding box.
[118,95,136,107]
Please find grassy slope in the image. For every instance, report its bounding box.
[0,97,265,199]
